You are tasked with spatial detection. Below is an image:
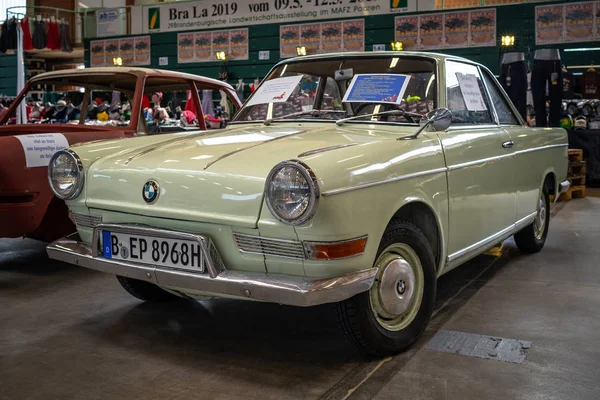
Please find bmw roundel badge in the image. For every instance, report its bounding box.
[142,180,159,203]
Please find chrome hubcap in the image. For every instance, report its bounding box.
[379,258,415,316]
[369,243,424,332]
[534,194,547,240]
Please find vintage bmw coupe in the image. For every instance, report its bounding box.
[47,52,569,355]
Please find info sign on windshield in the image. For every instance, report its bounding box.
[342,74,411,104]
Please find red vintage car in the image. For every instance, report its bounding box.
[0,67,241,242]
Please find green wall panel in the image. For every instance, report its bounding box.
[0,54,18,97]
[84,0,600,97]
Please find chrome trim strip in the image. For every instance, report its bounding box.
[447,153,513,171]
[232,233,307,260]
[514,143,568,155]
[91,224,225,278]
[46,233,378,307]
[298,144,357,157]
[477,65,500,126]
[321,167,448,196]
[446,211,537,268]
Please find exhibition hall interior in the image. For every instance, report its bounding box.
[1,0,600,398]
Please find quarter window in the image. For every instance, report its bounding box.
[481,70,520,125]
[445,61,493,125]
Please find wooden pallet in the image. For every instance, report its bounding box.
[568,161,586,177]
[568,149,583,162]
[557,185,586,201]
[567,174,586,186]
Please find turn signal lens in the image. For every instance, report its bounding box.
[304,237,368,260]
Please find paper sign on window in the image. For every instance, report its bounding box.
[455,73,487,111]
[246,76,303,106]
[343,74,411,104]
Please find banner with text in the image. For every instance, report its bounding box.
[90,36,151,67]
[143,0,409,33]
[394,8,496,50]
[535,1,599,45]
[280,18,364,58]
[177,28,249,63]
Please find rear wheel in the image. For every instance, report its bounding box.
[514,183,550,254]
[335,220,437,356]
[116,276,181,302]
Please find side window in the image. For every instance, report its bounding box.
[481,71,520,125]
[445,61,493,125]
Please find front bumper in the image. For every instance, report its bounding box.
[46,233,377,307]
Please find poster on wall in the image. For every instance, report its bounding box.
[394,16,419,49]
[535,4,564,44]
[178,29,248,63]
[419,13,443,49]
[280,25,300,59]
[342,19,365,52]
[301,23,322,55]
[321,22,343,53]
[443,12,469,49]
[469,8,496,47]
[194,32,212,62]
[119,38,134,65]
[229,29,249,60]
[90,40,105,67]
[134,36,151,65]
[177,33,195,64]
[565,2,594,42]
[104,39,119,62]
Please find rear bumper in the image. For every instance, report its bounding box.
[555,179,571,203]
[46,233,377,307]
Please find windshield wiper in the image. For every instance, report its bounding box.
[263,110,346,126]
[335,109,423,126]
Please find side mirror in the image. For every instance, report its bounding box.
[420,108,452,132]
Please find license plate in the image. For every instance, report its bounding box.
[101,230,205,272]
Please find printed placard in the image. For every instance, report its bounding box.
[419,14,443,49]
[342,19,365,52]
[119,38,134,65]
[229,29,249,60]
[565,2,594,42]
[212,31,230,54]
[395,16,419,49]
[14,133,69,168]
[194,32,212,62]
[104,39,119,61]
[469,9,496,47]
[280,25,301,59]
[321,22,342,53]
[456,73,487,112]
[178,33,195,63]
[343,74,411,105]
[134,36,151,65]
[444,12,469,48]
[90,40,105,67]
[535,4,564,44]
[301,23,321,55]
[246,76,303,106]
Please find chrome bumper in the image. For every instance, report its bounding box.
[555,179,571,203]
[46,233,377,307]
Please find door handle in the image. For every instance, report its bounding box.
[502,140,514,149]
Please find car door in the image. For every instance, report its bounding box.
[439,60,516,267]
[479,68,537,223]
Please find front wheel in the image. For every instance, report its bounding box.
[335,220,437,356]
[514,183,550,254]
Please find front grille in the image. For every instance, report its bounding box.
[233,233,306,259]
[72,213,102,229]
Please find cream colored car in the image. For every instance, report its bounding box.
[47,52,569,355]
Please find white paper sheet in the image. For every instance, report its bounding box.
[14,133,69,168]
[246,76,303,106]
[455,73,487,111]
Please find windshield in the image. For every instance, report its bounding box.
[234,56,437,125]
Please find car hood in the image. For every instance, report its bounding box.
[84,122,420,227]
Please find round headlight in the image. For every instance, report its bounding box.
[48,150,84,200]
[265,161,319,225]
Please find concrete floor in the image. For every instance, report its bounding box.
[1,198,599,400]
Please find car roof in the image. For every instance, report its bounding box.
[277,51,473,65]
[31,67,235,90]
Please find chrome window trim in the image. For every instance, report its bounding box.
[446,211,537,269]
[322,167,448,196]
[477,65,500,126]
[478,64,527,126]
